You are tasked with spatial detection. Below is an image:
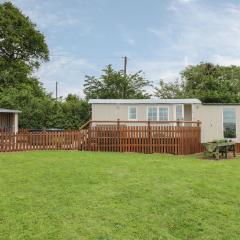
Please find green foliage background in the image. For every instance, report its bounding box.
[155,63,240,103]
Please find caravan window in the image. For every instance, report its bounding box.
[148,107,157,121]
[223,108,236,138]
[176,105,184,120]
[128,107,137,120]
[159,108,169,121]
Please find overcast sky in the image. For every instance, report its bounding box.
[6,0,240,97]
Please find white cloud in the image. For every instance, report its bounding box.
[168,0,197,11]
[11,0,91,34]
[118,24,136,46]
[35,50,96,98]
[125,37,136,46]
[146,1,240,85]
[211,55,240,66]
[147,27,174,43]
[147,28,167,39]
[129,58,191,86]
[177,0,195,3]
[27,9,81,28]
[176,4,240,57]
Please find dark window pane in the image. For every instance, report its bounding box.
[223,108,236,138]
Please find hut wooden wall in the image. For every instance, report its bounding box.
[0,113,14,132]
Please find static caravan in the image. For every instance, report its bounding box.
[89,99,240,143]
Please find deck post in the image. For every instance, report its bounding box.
[117,118,121,152]
[88,121,92,151]
[148,121,152,154]
[177,120,180,127]
[117,119,120,131]
[197,120,201,127]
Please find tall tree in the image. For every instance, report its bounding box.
[0,2,49,68]
[84,65,151,99]
[155,63,240,103]
[0,1,52,129]
[0,1,49,88]
[0,2,91,130]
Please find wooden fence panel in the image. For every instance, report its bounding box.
[0,127,201,155]
[0,130,88,152]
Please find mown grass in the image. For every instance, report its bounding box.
[0,151,240,239]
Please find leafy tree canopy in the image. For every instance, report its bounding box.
[0,2,49,68]
[84,65,151,99]
[155,63,240,103]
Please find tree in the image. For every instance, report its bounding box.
[61,94,91,129]
[0,2,49,69]
[0,2,91,130]
[0,1,49,93]
[155,79,185,99]
[155,63,240,103]
[0,80,57,129]
[84,65,151,99]
[0,2,54,129]
[182,63,240,103]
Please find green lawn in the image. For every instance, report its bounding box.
[0,151,240,240]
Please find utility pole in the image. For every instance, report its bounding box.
[55,81,58,100]
[123,56,127,75]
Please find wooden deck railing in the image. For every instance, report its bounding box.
[88,124,201,155]
[89,119,201,127]
[0,121,202,154]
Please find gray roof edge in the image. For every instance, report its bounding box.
[202,103,240,105]
[89,98,201,104]
[0,108,21,113]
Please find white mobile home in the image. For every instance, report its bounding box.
[89,99,240,143]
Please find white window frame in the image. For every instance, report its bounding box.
[175,104,184,121]
[158,107,169,121]
[147,106,158,121]
[222,107,236,139]
[128,106,137,120]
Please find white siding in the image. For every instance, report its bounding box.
[194,105,240,143]
[91,103,177,122]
